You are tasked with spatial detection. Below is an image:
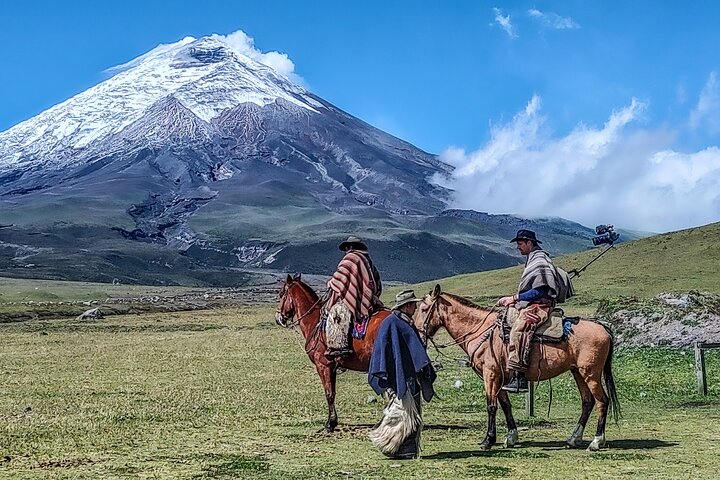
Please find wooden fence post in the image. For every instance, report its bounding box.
[525,381,535,417]
[695,342,707,396]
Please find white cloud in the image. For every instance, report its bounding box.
[493,8,517,38]
[438,96,720,232]
[528,9,580,29]
[690,71,720,134]
[211,30,300,82]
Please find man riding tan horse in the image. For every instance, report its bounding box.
[325,236,384,358]
[497,229,574,393]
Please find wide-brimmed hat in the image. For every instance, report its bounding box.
[338,235,368,251]
[510,229,542,244]
[392,289,422,310]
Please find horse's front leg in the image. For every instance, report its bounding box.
[498,390,518,448]
[315,362,338,432]
[480,371,500,450]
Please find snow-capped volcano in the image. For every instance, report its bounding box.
[0,33,601,286]
[0,36,321,171]
[1,33,483,284]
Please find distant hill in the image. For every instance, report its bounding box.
[400,221,720,308]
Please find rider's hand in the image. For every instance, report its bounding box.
[497,295,517,307]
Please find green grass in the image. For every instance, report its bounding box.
[0,276,203,322]
[2,306,720,479]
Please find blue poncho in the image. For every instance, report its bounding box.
[368,312,436,401]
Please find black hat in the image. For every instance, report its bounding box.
[339,235,368,251]
[510,229,542,244]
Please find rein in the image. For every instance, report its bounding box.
[421,295,500,350]
[420,295,513,378]
[278,289,326,328]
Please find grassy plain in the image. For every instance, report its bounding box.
[1,222,719,478]
[1,306,720,479]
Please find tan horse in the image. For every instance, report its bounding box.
[415,284,620,451]
[275,274,390,432]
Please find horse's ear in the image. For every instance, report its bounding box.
[286,274,293,283]
[432,284,441,298]
[293,273,302,281]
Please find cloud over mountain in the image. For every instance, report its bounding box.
[439,95,720,232]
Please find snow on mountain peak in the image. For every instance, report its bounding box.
[0,33,319,170]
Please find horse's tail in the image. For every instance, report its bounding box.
[602,326,622,424]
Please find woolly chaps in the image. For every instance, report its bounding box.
[368,389,422,458]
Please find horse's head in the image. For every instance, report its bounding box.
[414,284,445,344]
[276,273,302,327]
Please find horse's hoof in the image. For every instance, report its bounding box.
[565,440,582,449]
[318,424,336,434]
[503,429,518,448]
[587,435,606,451]
[479,442,493,451]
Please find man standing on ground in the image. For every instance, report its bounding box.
[368,290,436,459]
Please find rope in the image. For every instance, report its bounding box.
[430,305,499,349]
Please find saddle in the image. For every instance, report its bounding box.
[533,308,580,343]
[504,307,580,343]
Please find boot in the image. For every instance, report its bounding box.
[502,372,529,393]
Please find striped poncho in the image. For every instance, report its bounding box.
[517,249,573,306]
[327,250,382,323]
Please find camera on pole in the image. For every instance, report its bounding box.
[569,223,621,279]
[592,224,620,246]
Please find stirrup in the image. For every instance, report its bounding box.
[501,375,528,393]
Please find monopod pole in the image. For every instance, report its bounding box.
[568,243,615,280]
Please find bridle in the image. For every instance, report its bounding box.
[416,295,440,347]
[276,282,324,329]
[416,292,504,358]
[276,281,330,354]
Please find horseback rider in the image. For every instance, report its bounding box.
[497,229,573,393]
[324,236,383,358]
[368,290,436,459]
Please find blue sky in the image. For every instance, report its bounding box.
[1,0,719,231]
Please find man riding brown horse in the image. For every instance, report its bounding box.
[324,236,384,358]
[497,229,573,393]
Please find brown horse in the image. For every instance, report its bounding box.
[275,274,390,432]
[415,284,620,451]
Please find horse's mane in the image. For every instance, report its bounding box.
[442,292,493,312]
[291,279,320,301]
